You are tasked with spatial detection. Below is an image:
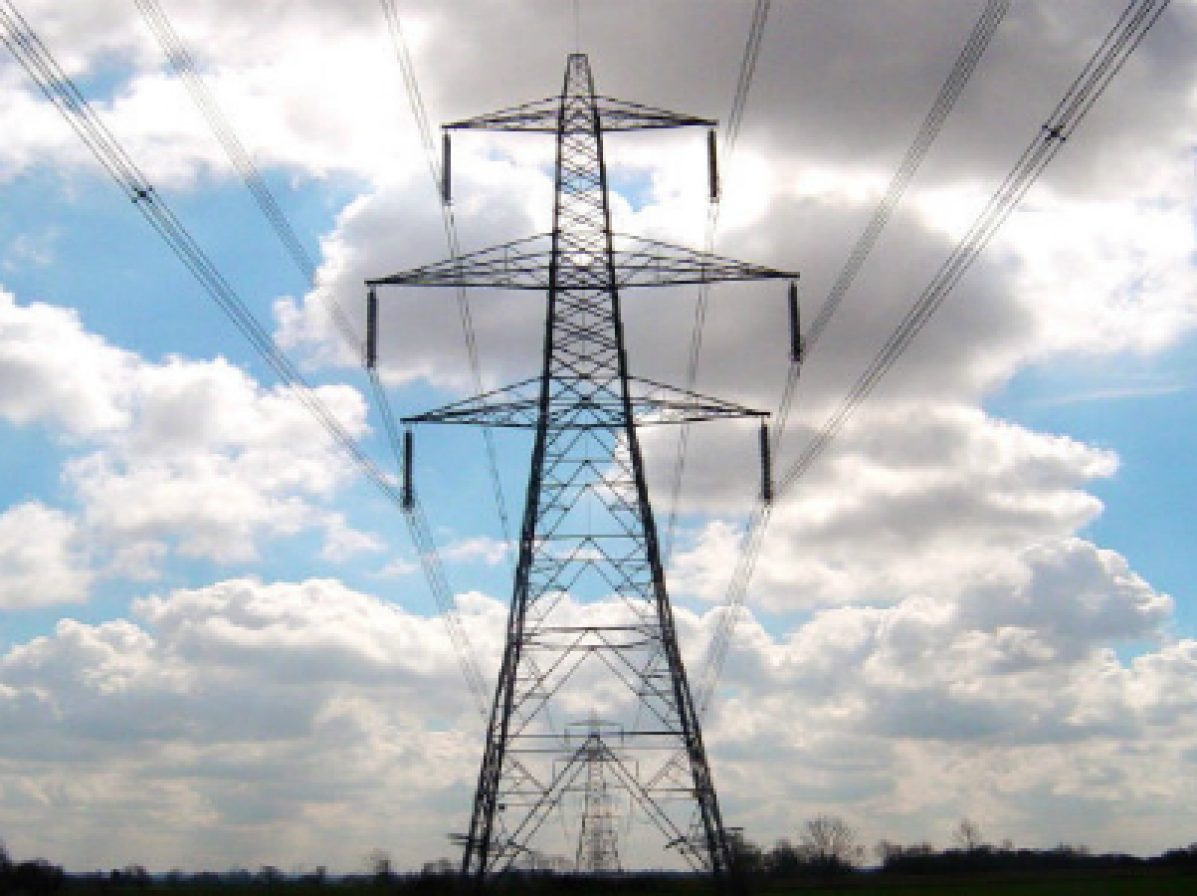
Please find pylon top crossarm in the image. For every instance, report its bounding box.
[444,86,715,135]
[445,95,714,132]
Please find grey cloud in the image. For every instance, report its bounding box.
[957,539,1172,650]
[668,407,1119,609]
[2,574,1195,867]
[0,578,487,869]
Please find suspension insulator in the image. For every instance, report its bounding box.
[366,286,378,370]
[707,128,720,202]
[759,420,773,505]
[442,131,452,204]
[787,279,803,364]
[402,428,414,511]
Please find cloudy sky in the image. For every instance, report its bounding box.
[1,0,1195,874]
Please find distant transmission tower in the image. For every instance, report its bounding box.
[571,717,622,874]
[367,53,796,885]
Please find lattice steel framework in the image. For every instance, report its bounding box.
[573,720,622,874]
[368,54,795,885]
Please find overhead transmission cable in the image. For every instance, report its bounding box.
[126,0,489,715]
[0,1,494,713]
[694,0,1010,712]
[661,0,771,561]
[770,0,1009,453]
[378,0,515,564]
[694,0,1169,714]
[777,0,1169,498]
[132,0,358,343]
[0,2,384,499]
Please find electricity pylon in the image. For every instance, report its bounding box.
[571,716,623,874]
[367,53,796,885]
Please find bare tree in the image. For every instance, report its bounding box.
[952,817,984,852]
[874,839,900,863]
[365,848,392,881]
[726,828,763,876]
[799,814,863,871]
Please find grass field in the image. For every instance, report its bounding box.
[43,867,1197,896]
[754,869,1197,895]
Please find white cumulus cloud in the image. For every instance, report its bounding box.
[0,502,92,608]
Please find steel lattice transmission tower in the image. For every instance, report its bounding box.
[367,53,796,884]
[568,716,624,874]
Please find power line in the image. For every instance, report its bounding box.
[378,0,515,561]
[126,0,491,715]
[725,0,772,153]
[0,1,390,500]
[693,0,1010,707]
[800,0,1010,358]
[770,0,1009,456]
[0,1,495,713]
[662,0,771,561]
[777,0,1168,499]
[693,0,1170,713]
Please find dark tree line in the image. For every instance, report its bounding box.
[4,823,1197,895]
[729,813,867,878]
[1,841,65,896]
[875,839,1197,876]
[725,816,1197,881]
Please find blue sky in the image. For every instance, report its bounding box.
[1,0,1196,874]
[990,340,1197,636]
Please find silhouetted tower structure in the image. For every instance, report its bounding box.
[571,717,623,874]
[367,53,796,884]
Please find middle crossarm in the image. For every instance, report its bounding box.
[367,232,796,290]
